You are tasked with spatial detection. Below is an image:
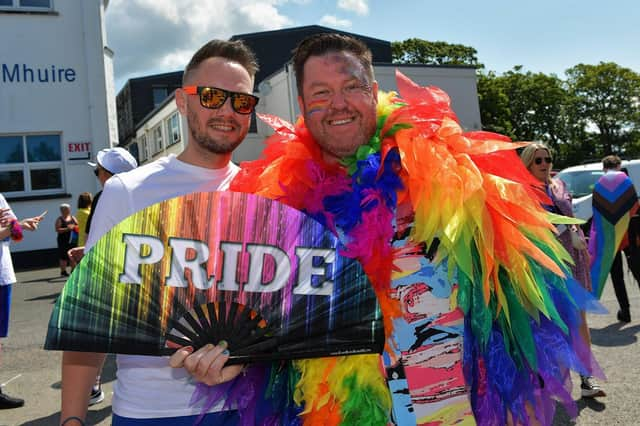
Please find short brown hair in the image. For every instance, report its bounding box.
[77,192,92,209]
[602,155,622,170]
[292,33,374,96]
[183,39,259,85]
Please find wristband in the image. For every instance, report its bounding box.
[9,219,23,242]
[61,416,85,425]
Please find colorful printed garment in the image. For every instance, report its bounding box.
[589,170,639,298]
[213,71,603,425]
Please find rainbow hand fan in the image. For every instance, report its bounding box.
[45,191,384,364]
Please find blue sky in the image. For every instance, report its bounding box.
[106,0,639,91]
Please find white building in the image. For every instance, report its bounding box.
[132,63,481,166]
[0,0,116,264]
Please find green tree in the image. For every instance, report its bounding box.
[501,67,569,150]
[477,67,571,163]
[391,38,482,67]
[476,71,512,137]
[565,62,640,157]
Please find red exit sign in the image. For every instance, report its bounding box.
[67,141,92,160]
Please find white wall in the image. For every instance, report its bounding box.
[375,65,481,131]
[0,0,114,252]
[255,64,298,136]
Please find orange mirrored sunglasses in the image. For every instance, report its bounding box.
[182,86,259,114]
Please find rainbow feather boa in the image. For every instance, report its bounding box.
[196,71,603,425]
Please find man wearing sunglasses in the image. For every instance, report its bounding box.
[60,39,259,426]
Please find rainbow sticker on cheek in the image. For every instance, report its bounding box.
[306,99,329,115]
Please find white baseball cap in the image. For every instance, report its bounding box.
[88,147,138,174]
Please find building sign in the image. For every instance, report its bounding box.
[2,64,77,83]
[67,141,91,160]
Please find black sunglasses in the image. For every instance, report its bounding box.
[182,86,259,114]
[94,166,113,177]
[534,157,553,165]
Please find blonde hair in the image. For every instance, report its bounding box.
[520,143,553,182]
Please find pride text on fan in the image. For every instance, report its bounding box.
[118,234,335,296]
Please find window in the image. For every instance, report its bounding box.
[0,0,52,10]
[152,125,163,155]
[129,143,140,165]
[165,112,181,146]
[137,134,148,163]
[0,133,63,195]
[556,170,605,198]
[20,0,50,6]
[152,87,168,107]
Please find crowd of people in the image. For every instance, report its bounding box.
[0,33,638,425]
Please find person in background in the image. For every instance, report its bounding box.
[520,143,606,398]
[0,194,43,409]
[86,147,138,237]
[74,192,92,248]
[626,207,640,287]
[592,155,639,323]
[54,204,77,277]
[68,147,138,265]
[67,149,137,408]
[60,39,258,425]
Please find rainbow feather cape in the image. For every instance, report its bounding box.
[588,171,639,298]
[214,71,602,425]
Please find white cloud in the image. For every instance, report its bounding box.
[105,0,295,90]
[319,15,352,29]
[238,2,293,28]
[337,0,369,16]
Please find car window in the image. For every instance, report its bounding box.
[556,170,604,198]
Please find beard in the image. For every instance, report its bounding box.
[306,107,377,161]
[187,110,247,155]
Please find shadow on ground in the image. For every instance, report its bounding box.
[590,322,640,347]
[18,275,67,284]
[553,397,606,425]
[24,292,61,302]
[20,405,112,426]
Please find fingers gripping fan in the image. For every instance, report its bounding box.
[45,191,384,364]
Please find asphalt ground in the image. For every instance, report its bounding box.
[1,262,639,426]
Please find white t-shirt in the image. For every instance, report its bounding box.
[85,154,240,418]
[0,194,17,286]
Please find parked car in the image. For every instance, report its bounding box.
[555,159,640,224]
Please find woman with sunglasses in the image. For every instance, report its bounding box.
[520,143,606,399]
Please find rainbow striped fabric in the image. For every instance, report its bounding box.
[589,171,639,298]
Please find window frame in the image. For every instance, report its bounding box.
[152,87,169,107]
[0,0,53,12]
[0,132,64,196]
[137,133,148,163]
[165,112,181,147]
[151,124,163,156]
